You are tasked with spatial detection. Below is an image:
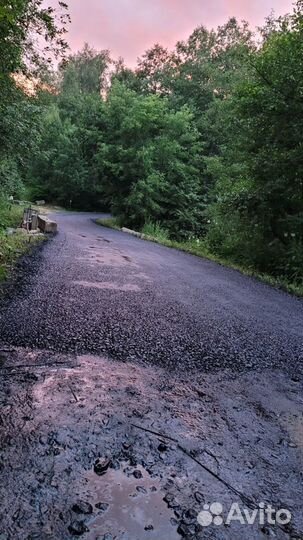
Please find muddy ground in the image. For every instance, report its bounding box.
[0,213,302,540]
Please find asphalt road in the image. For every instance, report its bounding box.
[0,211,302,373]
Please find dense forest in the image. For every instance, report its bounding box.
[0,1,302,288]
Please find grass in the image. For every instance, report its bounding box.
[141,221,170,242]
[0,203,45,282]
[96,217,122,231]
[96,217,303,297]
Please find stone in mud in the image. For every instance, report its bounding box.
[94,458,111,476]
[109,459,120,470]
[177,523,191,537]
[136,485,147,494]
[122,441,132,450]
[194,491,204,504]
[68,520,88,536]
[129,456,137,467]
[182,508,198,525]
[133,469,142,479]
[163,492,175,506]
[174,507,182,519]
[164,493,181,511]
[95,502,109,512]
[125,385,139,396]
[158,442,168,453]
[72,500,93,515]
[144,524,154,530]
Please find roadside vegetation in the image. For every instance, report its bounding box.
[0,0,68,279]
[0,203,42,281]
[0,1,302,292]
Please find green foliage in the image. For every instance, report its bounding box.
[0,0,70,211]
[142,221,169,241]
[0,201,42,282]
[60,44,110,95]
[95,217,121,230]
[206,3,303,281]
[98,82,205,238]
[2,0,303,290]
[0,199,23,230]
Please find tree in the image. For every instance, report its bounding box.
[60,44,111,95]
[0,0,70,199]
[98,82,204,237]
[206,2,303,279]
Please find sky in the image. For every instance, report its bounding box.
[59,0,295,66]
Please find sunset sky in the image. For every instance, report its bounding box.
[61,0,294,66]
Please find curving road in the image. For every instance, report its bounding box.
[0,211,302,373]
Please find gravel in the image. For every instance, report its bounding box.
[0,211,302,375]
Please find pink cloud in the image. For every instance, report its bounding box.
[56,0,294,66]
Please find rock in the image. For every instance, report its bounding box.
[133,469,143,479]
[163,493,175,505]
[174,507,182,519]
[158,442,168,453]
[68,520,88,536]
[122,227,142,238]
[72,500,93,515]
[122,442,132,450]
[95,502,109,512]
[182,509,198,525]
[94,458,111,476]
[110,459,120,470]
[136,486,147,494]
[164,493,180,511]
[194,492,204,504]
[177,523,192,537]
[144,524,154,530]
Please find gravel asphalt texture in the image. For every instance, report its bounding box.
[0,211,302,374]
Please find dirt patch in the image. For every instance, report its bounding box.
[0,349,302,539]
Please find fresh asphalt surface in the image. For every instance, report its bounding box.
[0,212,302,373]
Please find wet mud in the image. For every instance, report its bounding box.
[0,351,302,539]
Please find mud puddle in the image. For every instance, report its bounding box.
[80,463,180,539]
[0,350,303,539]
